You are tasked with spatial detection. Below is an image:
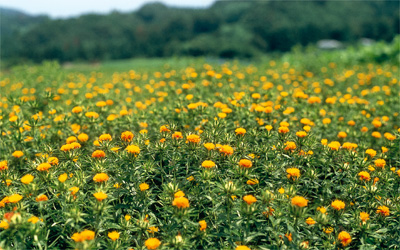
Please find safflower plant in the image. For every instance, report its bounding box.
[0,57,399,249]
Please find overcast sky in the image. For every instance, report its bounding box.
[0,0,215,18]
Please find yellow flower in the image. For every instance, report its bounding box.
[243,194,257,205]
[145,238,161,249]
[201,160,216,169]
[99,134,112,142]
[108,231,120,241]
[8,194,23,203]
[199,220,207,231]
[125,145,140,155]
[305,217,316,225]
[48,157,59,165]
[278,126,289,134]
[374,159,386,168]
[278,187,285,194]
[236,246,251,250]
[296,131,307,138]
[338,131,347,138]
[238,159,252,168]
[80,229,95,241]
[219,145,234,156]
[125,214,131,221]
[328,141,341,150]
[172,196,189,209]
[69,186,79,195]
[203,143,215,150]
[93,192,108,201]
[93,173,109,182]
[21,174,34,184]
[331,200,345,210]
[78,133,89,142]
[291,196,308,207]
[286,168,300,179]
[28,216,40,224]
[58,173,68,183]
[140,183,149,191]
[92,150,106,158]
[235,127,246,135]
[338,231,352,247]
[365,149,377,158]
[12,151,24,158]
[0,220,9,229]
[360,212,369,222]
[246,179,259,185]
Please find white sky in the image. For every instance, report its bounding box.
[0,0,215,18]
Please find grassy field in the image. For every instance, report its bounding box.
[0,49,399,250]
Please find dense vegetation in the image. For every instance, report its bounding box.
[1,0,399,63]
[0,43,399,249]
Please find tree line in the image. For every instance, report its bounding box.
[1,0,399,63]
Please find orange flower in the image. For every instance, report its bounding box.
[172,131,183,139]
[92,150,106,158]
[331,200,345,210]
[338,231,352,246]
[174,191,185,198]
[160,125,170,133]
[37,163,52,171]
[238,159,252,168]
[284,141,296,151]
[58,173,68,183]
[0,161,8,171]
[291,196,308,207]
[376,205,389,216]
[72,106,83,113]
[243,194,257,205]
[187,134,201,143]
[278,126,289,134]
[35,194,48,202]
[358,171,371,181]
[172,196,189,209]
[121,131,134,142]
[93,173,109,182]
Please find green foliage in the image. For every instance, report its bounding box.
[1,0,399,64]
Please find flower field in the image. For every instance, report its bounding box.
[0,57,399,249]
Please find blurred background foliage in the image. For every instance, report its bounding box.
[1,0,399,65]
